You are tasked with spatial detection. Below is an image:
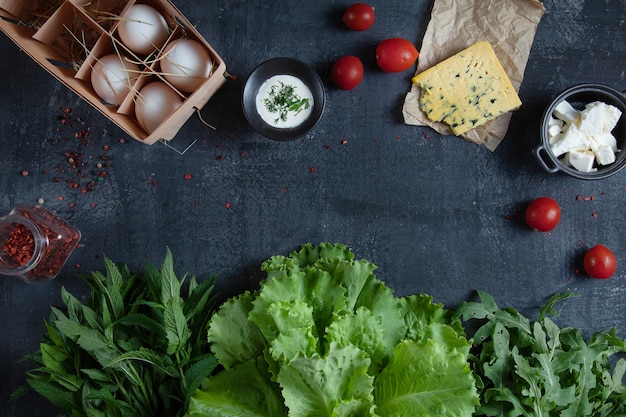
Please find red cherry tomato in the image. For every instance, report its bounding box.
[525,197,561,232]
[584,244,617,279]
[331,55,364,90]
[375,38,419,73]
[342,3,375,31]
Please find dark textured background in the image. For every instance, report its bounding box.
[1,0,625,415]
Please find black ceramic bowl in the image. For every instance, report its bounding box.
[533,83,626,180]
[242,57,325,141]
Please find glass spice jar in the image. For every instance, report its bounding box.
[0,205,81,283]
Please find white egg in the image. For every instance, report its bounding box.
[135,82,183,133]
[118,4,169,55]
[160,38,213,93]
[90,54,140,106]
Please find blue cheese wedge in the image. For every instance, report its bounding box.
[411,41,522,136]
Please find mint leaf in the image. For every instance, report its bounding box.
[164,296,191,356]
[17,249,217,417]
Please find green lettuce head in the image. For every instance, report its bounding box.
[186,243,478,417]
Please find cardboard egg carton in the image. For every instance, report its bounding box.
[0,0,227,144]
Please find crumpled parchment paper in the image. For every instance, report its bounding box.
[402,0,546,151]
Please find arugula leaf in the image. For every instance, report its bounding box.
[14,248,218,417]
[455,291,626,417]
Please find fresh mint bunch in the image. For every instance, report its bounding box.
[12,249,218,417]
[456,291,626,417]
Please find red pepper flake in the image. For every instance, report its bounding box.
[424,132,429,139]
[183,173,192,181]
[225,202,231,209]
[324,144,331,150]
[216,154,223,161]
[58,196,64,201]
[341,139,348,145]
[240,151,247,157]
[576,195,595,202]
[592,212,598,218]
[504,214,514,220]
[90,203,96,208]
[75,263,80,268]
[119,138,126,144]
[309,167,317,173]
[103,145,110,151]
[3,224,35,266]
[21,170,29,177]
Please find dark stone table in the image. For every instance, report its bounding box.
[1,0,625,415]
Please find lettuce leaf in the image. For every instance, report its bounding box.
[277,342,374,417]
[186,358,287,417]
[375,339,479,416]
[192,243,477,417]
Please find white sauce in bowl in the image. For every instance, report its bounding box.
[255,74,314,128]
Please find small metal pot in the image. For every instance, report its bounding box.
[533,83,626,180]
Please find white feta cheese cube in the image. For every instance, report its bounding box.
[550,123,589,157]
[579,103,607,135]
[548,116,564,128]
[549,132,562,146]
[590,132,618,152]
[594,144,616,165]
[565,149,596,172]
[548,124,563,139]
[584,101,622,133]
[553,100,580,125]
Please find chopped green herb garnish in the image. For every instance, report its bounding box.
[263,81,310,124]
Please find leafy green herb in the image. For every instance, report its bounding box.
[12,249,218,417]
[455,290,626,417]
[186,243,479,417]
[263,81,310,124]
